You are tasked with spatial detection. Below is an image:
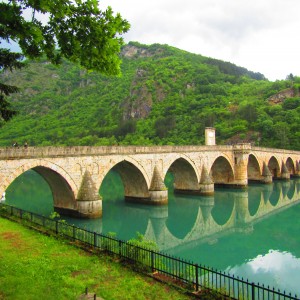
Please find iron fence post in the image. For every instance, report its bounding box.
[55,220,58,234]
[252,282,255,300]
[195,264,199,291]
[151,250,154,272]
[119,240,122,257]
[94,232,97,248]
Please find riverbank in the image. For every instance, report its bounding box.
[0,217,196,300]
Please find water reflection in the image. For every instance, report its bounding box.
[228,250,300,295]
[211,190,235,225]
[3,170,300,295]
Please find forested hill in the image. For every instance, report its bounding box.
[0,42,299,150]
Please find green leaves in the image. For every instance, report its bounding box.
[0,94,18,122]
[0,0,130,122]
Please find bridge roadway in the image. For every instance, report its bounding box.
[0,144,299,218]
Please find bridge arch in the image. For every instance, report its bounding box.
[286,157,295,176]
[268,156,281,178]
[210,155,234,185]
[103,159,150,201]
[102,156,150,188]
[165,156,199,193]
[247,153,261,182]
[4,160,77,210]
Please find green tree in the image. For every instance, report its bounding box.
[0,0,130,122]
[286,73,295,87]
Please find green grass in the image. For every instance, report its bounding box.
[0,217,193,300]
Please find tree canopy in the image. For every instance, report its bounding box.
[0,0,130,123]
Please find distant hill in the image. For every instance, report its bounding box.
[0,42,299,150]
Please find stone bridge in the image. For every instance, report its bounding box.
[0,144,299,218]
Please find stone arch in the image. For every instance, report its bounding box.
[102,156,150,188]
[163,154,199,181]
[3,160,77,211]
[286,157,295,176]
[210,155,234,185]
[3,160,77,194]
[103,159,150,202]
[247,153,261,182]
[267,156,281,178]
[165,156,199,193]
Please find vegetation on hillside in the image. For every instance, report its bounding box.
[0,42,299,150]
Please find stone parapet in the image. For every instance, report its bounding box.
[0,145,240,160]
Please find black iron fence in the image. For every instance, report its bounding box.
[0,203,298,300]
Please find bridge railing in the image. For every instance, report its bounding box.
[0,202,299,300]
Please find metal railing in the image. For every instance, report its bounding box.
[0,203,298,300]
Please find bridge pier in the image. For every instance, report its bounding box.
[148,166,168,204]
[294,161,300,177]
[233,144,250,188]
[261,162,273,184]
[124,191,168,205]
[174,166,214,195]
[73,170,102,218]
[126,166,168,205]
[280,162,290,180]
[199,166,214,195]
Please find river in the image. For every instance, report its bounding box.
[3,169,300,296]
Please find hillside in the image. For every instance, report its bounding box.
[0,42,299,150]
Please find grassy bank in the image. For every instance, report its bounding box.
[0,217,193,300]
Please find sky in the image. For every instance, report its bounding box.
[101,0,300,81]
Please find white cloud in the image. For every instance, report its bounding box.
[101,0,300,81]
[226,250,300,295]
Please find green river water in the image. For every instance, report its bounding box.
[3,170,300,296]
